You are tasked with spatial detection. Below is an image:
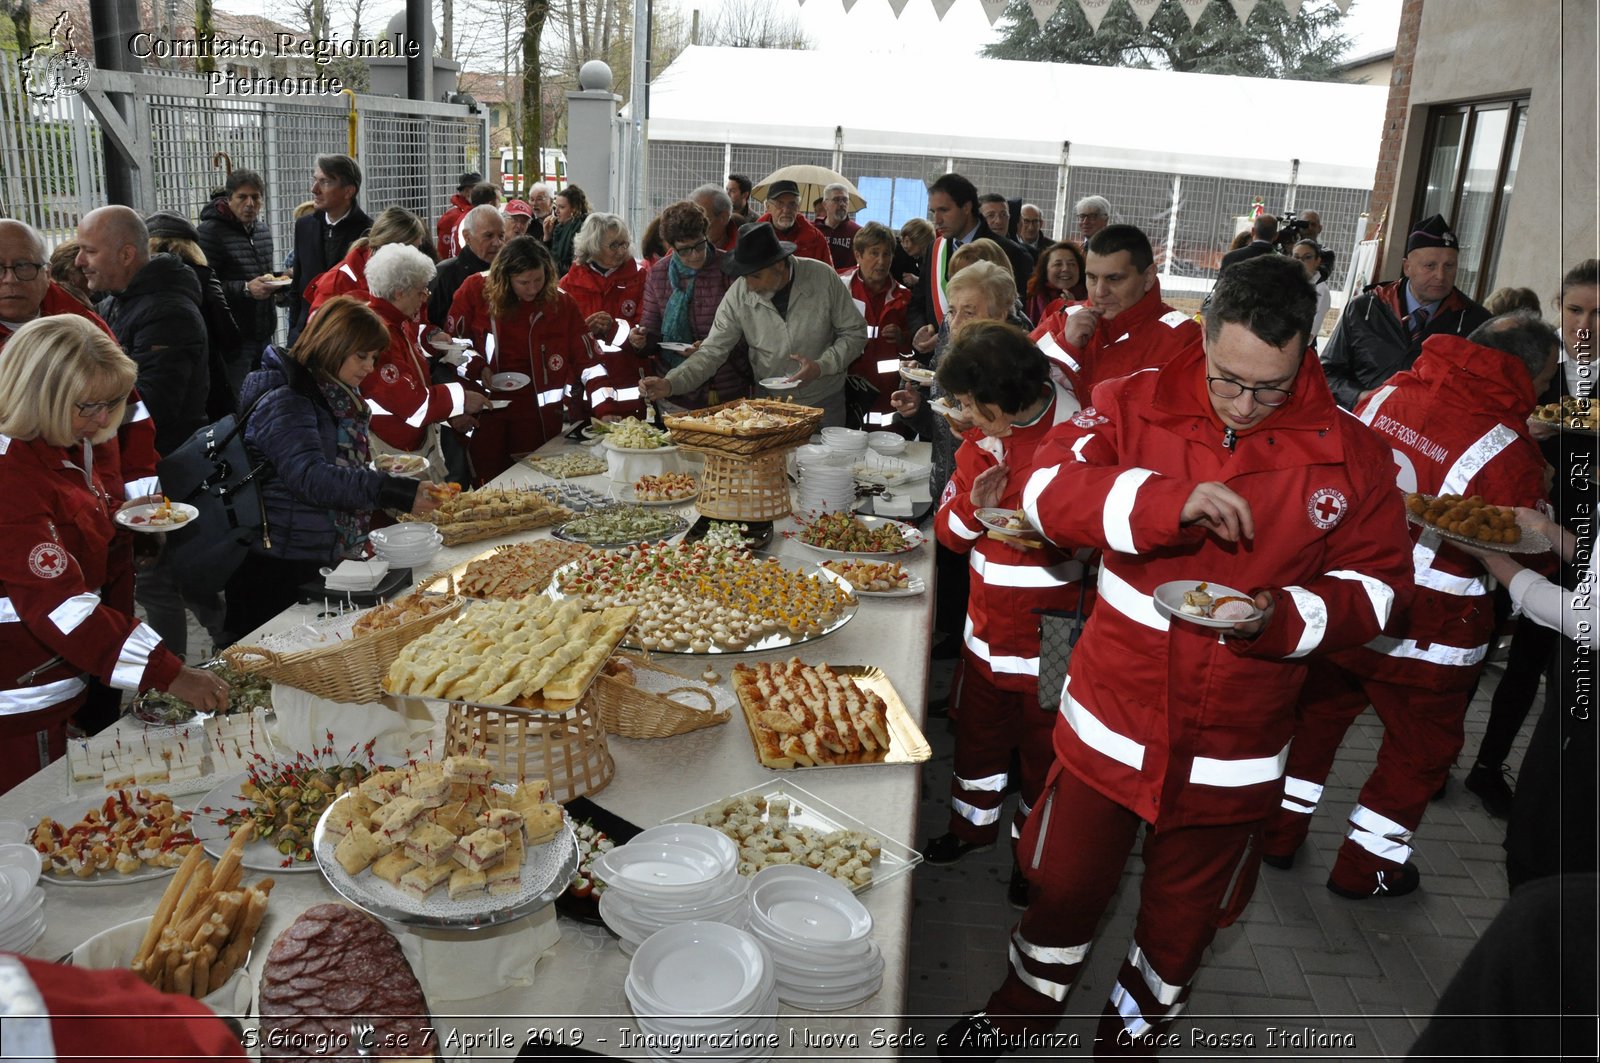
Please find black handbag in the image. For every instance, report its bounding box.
[155,391,273,595]
[1034,571,1092,710]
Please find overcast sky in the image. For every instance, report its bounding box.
[338,0,1402,71]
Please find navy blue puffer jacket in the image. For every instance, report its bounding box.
[239,346,419,562]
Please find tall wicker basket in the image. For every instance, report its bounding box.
[444,701,614,801]
[688,448,793,522]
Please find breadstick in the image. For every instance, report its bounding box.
[213,888,268,988]
[170,860,214,929]
[136,845,202,969]
[192,948,211,1000]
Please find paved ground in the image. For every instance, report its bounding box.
[906,655,1528,1060]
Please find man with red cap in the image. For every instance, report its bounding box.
[503,199,534,239]
[1262,311,1560,899]
[756,179,832,266]
[1320,213,1492,409]
[1029,225,1201,400]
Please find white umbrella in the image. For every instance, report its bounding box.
[752,165,867,213]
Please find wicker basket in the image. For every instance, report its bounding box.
[664,399,823,456]
[220,597,466,704]
[445,701,614,801]
[584,654,731,739]
[689,449,794,522]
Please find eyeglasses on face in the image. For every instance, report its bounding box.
[605,239,631,252]
[74,398,120,417]
[0,262,45,281]
[672,239,709,257]
[1206,375,1294,407]
[1076,213,1104,222]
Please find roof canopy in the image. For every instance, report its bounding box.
[646,46,1387,189]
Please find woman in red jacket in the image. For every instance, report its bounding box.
[305,207,428,315]
[927,321,1089,908]
[449,236,593,479]
[560,213,649,421]
[0,317,230,793]
[360,244,489,469]
[840,222,912,431]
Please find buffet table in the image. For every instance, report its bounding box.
[0,435,936,1059]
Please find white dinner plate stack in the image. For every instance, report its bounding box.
[0,837,46,953]
[595,826,750,956]
[367,523,442,571]
[746,866,883,1010]
[794,447,855,515]
[626,921,778,1061]
[820,427,869,464]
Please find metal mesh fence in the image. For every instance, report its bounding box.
[646,140,727,218]
[0,50,108,248]
[952,156,1059,233]
[728,144,833,194]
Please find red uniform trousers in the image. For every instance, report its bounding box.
[1264,659,1470,892]
[986,762,1263,1057]
[0,697,81,795]
[947,660,1056,846]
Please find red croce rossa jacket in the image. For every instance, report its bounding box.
[559,260,650,421]
[1030,282,1201,400]
[840,268,912,430]
[1020,343,1416,828]
[1347,332,1555,690]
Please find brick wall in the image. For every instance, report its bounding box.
[1368,0,1424,269]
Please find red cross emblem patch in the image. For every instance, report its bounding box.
[620,300,638,317]
[379,363,400,384]
[1071,407,1108,429]
[28,543,67,579]
[548,353,565,373]
[1307,488,1348,530]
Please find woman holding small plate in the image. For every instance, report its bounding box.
[0,316,229,793]
[925,320,1086,908]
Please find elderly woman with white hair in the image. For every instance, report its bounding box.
[561,212,649,420]
[361,243,490,463]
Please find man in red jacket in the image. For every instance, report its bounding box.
[1030,225,1200,400]
[1262,312,1561,899]
[435,170,479,259]
[938,256,1415,1059]
[757,180,832,266]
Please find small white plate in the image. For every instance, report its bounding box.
[593,843,726,894]
[1152,580,1262,629]
[658,341,694,353]
[0,843,43,885]
[0,821,27,845]
[490,371,531,391]
[430,336,472,351]
[749,874,872,944]
[899,364,935,385]
[262,277,292,289]
[115,502,199,533]
[759,376,800,391]
[489,399,512,410]
[371,454,430,477]
[928,396,960,418]
[975,507,1041,539]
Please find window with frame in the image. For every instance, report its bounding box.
[1412,97,1528,302]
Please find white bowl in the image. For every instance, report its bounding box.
[69,916,255,1018]
[630,824,740,868]
[0,843,42,885]
[374,546,442,568]
[628,922,771,1017]
[369,524,440,546]
[821,427,867,444]
[867,432,908,455]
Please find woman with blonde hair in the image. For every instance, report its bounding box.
[448,236,593,478]
[0,316,231,793]
[305,206,429,315]
[224,295,442,637]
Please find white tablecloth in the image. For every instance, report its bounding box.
[1,437,937,1059]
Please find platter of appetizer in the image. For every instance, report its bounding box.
[116,499,198,532]
[32,790,199,884]
[524,451,609,479]
[311,758,579,929]
[1532,396,1597,433]
[816,560,925,597]
[1152,580,1263,629]
[622,472,698,506]
[371,453,431,477]
[790,512,927,558]
[730,658,930,770]
[595,417,675,451]
[553,541,856,655]
[451,541,593,601]
[132,660,270,726]
[550,505,688,549]
[396,484,573,546]
[1405,492,1551,555]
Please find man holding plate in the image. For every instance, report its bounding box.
[939,257,1413,1058]
[639,223,866,428]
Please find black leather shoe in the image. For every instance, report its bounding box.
[1261,850,1296,871]
[1465,762,1515,818]
[1327,861,1421,900]
[937,1012,1013,1060]
[923,832,995,866]
[1007,865,1030,909]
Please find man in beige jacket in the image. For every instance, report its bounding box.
[639,222,867,426]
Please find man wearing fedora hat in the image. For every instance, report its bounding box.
[639,222,866,426]
[756,179,833,266]
[1320,213,1491,409]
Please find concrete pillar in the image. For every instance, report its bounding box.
[566,61,622,213]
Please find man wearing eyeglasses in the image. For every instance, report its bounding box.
[938,256,1414,1059]
[1074,195,1112,242]
[1030,225,1201,401]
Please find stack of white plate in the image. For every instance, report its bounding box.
[794,448,855,515]
[820,427,869,464]
[595,825,749,956]
[746,866,882,1010]
[626,922,778,1061]
[867,432,908,456]
[0,827,45,952]
[368,523,443,571]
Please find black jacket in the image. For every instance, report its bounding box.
[99,254,210,457]
[907,233,1034,336]
[197,197,277,352]
[1319,278,1492,409]
[1218,239,1278,276]
[183,259,243,420]
[428,245,492,328]
[288,204,373,339]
